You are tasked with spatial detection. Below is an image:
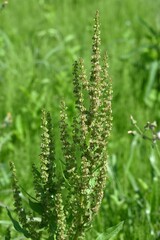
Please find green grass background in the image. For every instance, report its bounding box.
[0,0,160,239]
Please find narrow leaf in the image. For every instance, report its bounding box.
[28,199,43,215]
[7,208,30,238]
[20,185,38,202]
[96,221,124,240]
[144,61,159,100]
[139,18,158,37]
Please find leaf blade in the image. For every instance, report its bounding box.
[96,221,124,240]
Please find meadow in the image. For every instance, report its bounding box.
[0,0,160,239]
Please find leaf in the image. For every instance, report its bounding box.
[28,199,43,215]
[139,18,158,37]
[138,178,149,191]
[7,208,30,238]
[144,61,159,101]
[128,172,139,192]
[149,151,160,177]
[20,185,38,202]
[96,221,124,240]
[15,115,24,141]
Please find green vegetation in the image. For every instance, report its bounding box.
[0,0,160,239]
[8,12,113,239]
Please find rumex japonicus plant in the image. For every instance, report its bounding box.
[8,11,113,240]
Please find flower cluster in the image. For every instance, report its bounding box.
[129,115,160,146]
[9,11,112,239]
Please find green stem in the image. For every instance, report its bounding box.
[155,143,160,160]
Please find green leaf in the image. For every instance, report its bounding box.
[138,178,149,191]
[139,18,158,37]
[149,151,160,177]
[20,185,38,202]
[28,199,43,215]
[96,221,124,240]
[144,61,159,101]
[7,208,30,238]
[128,172,139,192]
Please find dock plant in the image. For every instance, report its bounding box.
[9,11,112,239]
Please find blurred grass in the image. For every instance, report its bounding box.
[0,0,160,239]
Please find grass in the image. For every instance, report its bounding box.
[0,0,160,239]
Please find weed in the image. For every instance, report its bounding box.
[8,12,114,240]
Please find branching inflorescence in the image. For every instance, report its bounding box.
[9,11,112,240]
